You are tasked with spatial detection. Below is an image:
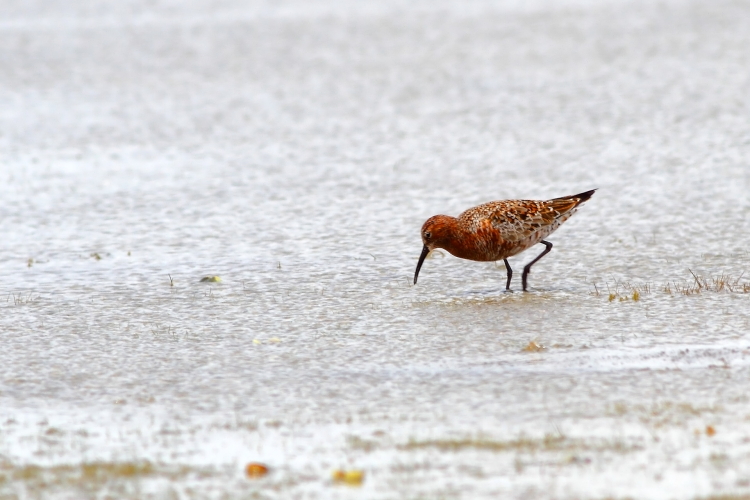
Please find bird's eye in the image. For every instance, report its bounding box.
[424,231,431,239]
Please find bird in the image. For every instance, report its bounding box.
[413,189,596,291]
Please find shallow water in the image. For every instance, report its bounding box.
[2,0,750,498]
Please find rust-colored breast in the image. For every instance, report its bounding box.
[439,218,516,262]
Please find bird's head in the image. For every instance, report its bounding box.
[414,215,455,285]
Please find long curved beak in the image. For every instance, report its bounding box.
[413,245,430,285]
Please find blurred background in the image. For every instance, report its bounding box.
[1,1,750,498]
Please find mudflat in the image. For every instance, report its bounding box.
[2,1,750,498]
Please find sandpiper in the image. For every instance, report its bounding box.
[413,189,596,291]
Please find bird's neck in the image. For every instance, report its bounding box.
[434,217,477,259]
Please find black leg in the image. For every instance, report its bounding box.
[522,240,553,292]
[503,258,513,291]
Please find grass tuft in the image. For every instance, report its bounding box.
[594,271,749,301]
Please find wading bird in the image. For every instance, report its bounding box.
[413,190,596,291]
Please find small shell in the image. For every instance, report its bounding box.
[245,463,269,478]
[332,469,364,485]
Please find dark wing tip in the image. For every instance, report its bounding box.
[572,188,597,203]
[552,188,597,205]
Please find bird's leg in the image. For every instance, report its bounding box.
[503,258,513,291]
[522,241,553,292]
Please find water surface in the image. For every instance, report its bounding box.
[2,0,750,498]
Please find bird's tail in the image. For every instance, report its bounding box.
[543,189,597,216]
[551,189,597,206]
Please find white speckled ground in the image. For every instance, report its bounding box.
[2,0,750,498]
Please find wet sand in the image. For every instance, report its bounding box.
[2,0,750,498]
